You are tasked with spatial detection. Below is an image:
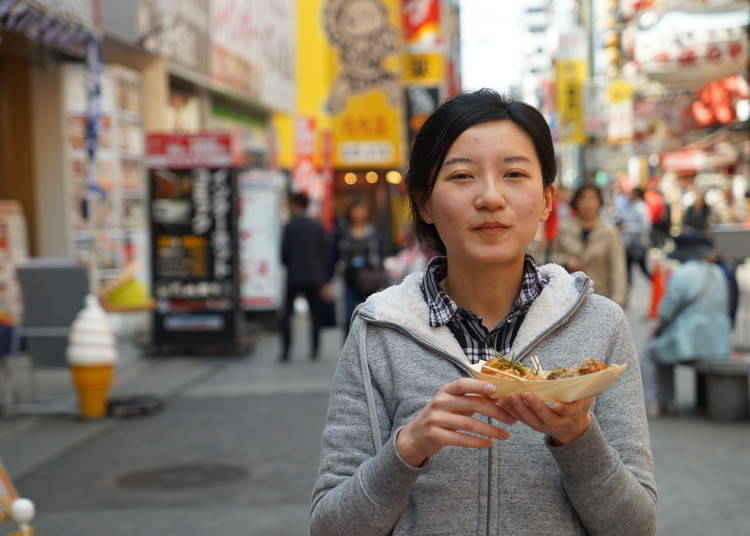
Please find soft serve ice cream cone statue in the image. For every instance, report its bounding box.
[66,294,117,418]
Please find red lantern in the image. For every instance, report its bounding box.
[678,49,697,66]
[706,44,722,63]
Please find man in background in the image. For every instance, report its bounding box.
[280,193,330,362]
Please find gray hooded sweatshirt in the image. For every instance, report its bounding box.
[312,264,658,535]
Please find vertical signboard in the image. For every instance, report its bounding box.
[210,0,259,98]
[256,0,296,113]
[404,86,440,147]
[323,0,405,169]
[147,133,241,346]
[238,169,284,310]
[555,59,586,144]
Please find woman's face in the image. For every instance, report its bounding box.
[420,120,554,268]
[574,188,601,221]
[350,204,369,225]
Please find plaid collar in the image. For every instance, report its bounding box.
[422,255,544,329]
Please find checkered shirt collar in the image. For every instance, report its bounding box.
[422,255,543,328]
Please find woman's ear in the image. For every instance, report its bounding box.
[540,184,556,222]
[419,201,433,225]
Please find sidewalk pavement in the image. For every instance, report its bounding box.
[0,271,748,535]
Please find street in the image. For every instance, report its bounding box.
[1,272,749,535]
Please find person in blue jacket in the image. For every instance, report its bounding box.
[645,231,731,417]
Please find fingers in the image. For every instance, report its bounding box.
[433,393,516,426]
[443,378,497,397]
[502,393,548,431]
[429,427,495,449]
[435,412,511,442]
[549,396,595,417]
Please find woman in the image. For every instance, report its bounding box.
[339,200,385,335]
[312,90,657,535]
[550,184,628,307]
[644,231,730,418]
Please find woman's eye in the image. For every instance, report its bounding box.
[451,173,472,180]
[505,170,528,179]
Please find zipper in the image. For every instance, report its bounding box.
[513,278,591,364]
[357,277,590,536]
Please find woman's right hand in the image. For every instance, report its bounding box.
[396,378,516,468]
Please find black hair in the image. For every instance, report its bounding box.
[405,88,557,254]
[290,192,309,210]
[346,198,369,224]
[571,183,604,212]
[631,187,645,200]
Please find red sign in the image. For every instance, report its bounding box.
[402,0,441,48]
[293,117,316,193]
[147,132,244,169]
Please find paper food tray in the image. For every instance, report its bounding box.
[468,362,627,403]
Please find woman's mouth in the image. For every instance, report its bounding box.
[473,222,511,234]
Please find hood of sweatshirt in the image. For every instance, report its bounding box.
[356,263,592,365]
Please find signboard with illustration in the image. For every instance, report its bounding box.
[323,0,405,169]
[147,133,241,346]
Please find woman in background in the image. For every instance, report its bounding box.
[550,184,628,307]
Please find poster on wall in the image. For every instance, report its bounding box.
[0,201,29,323]
[238,169,284,311]
[210,0,259,98]
[323,0,405,169]
[148,133,241,346]
[138,0,210,77]
[64,64,148,288]
[256,0,295,113]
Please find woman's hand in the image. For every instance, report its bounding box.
[396,378,516,468]
[499,392,594,445]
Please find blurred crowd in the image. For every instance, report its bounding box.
[279,173,748,416]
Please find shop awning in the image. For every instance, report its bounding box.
[0,0,98,57]
[661,143,737,173]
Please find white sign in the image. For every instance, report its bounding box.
[238,170,284,310]
[339,141,394,165]
[256,0,296,113]
[633,8,749,89]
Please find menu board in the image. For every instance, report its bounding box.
[148,133,241,346]
[64,64,148,288]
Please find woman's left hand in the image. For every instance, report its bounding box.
[498,392,594,445]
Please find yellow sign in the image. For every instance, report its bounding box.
[324,0,405,168]
[607,79,635,103]
[332,90,404,168]
[556,59,586,144]
[403,53,444,85]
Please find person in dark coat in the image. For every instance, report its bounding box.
[280,192,330,362]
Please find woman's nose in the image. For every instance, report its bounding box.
[475,177,506,210]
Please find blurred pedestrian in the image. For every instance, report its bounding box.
[550,183,628,307]
[621,187,652,285]
[312,89,657,535]
[682,190,712,231]
[279,192,330,362]
[645,184,670,248]
[339,200,385,336]
[643,231,730,418]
